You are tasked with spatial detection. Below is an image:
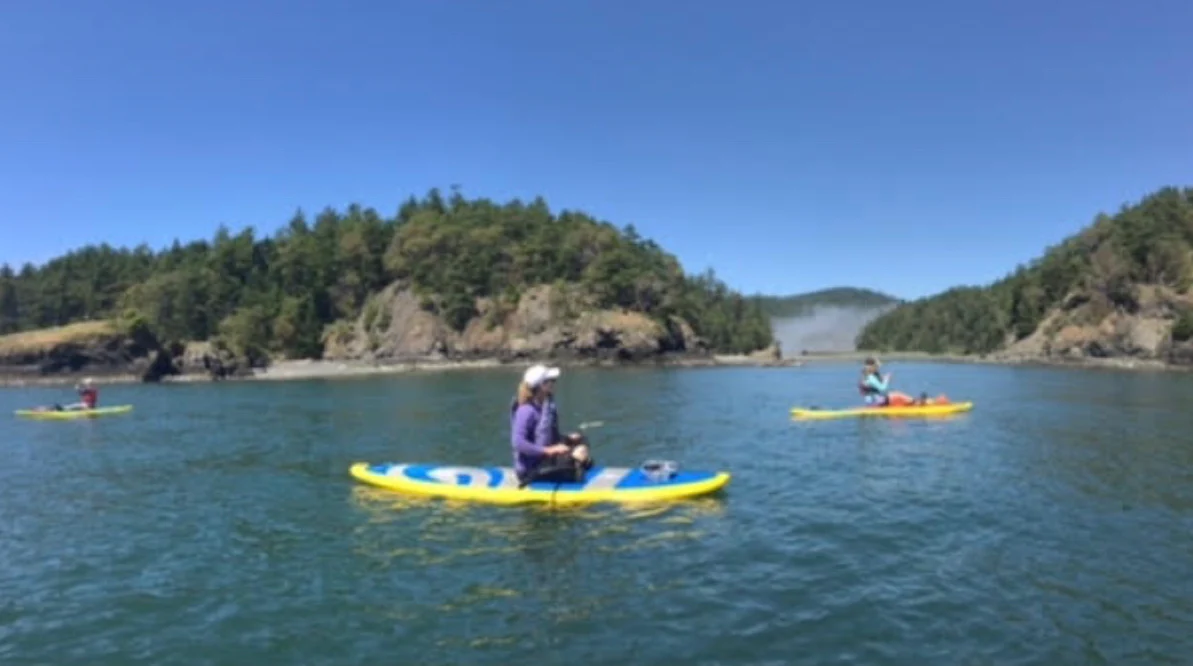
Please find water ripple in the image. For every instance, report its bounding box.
[1,364,1192,664]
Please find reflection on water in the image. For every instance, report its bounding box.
[348,486,727,566]
[346,485,730,654]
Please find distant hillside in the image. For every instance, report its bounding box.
[857,186,1193,366]
[755,287,900,355]
[0,188,776,379]
[755,287,899,318]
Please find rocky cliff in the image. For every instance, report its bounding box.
[0,320,263,383]
[991,284,1193,366]
[0,320,165,381]
[322,282,711,363]
[857,186,1193,368]
[0,279,790,382]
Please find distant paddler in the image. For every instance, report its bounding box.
[33,377,100,412]
[67,377,100,410]
[858,358,947,407]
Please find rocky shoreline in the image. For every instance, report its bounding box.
[6,296,1191,390]
[6,347,1192,389]
[795,350,1190,372]
[0,286,801,388]
[0,351,803,388]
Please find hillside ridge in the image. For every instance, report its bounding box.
[857,185,1193,367]
[754,287,899,319]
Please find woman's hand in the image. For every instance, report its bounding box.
[545,444,571,455]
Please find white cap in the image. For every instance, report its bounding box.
[81,377,95,386]
[523,364,560,388]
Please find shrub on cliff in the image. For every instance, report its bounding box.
[115,308,162,354]
[1171,308,1193,343]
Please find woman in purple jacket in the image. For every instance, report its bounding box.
[510,364,593,486]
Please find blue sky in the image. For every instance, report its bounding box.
[1,0,1189,300]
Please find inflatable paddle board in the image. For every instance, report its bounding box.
[790,401,973,420]
[349,462,730,505]
[14,405,134,420]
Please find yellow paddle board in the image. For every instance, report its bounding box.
[790,401,973,420]
[349,462,730,505]
[14,405,134,420]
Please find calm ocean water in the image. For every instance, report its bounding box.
[2,362,1192,665]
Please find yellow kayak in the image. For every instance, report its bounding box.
[14,405,134,420]
[790,401,973,420]
[349,461,731,505]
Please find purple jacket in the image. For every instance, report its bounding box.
[537,397,562,449]
[510,400,547,476]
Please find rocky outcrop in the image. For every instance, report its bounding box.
[0,321,161,380]
[162,341,260,380]
[991,284,1193,366]
[0,281,772,383]
[749,341,797,366]
[323,283,711,364]
[0,321,266,383]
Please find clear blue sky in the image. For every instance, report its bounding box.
[1,0,1190,300]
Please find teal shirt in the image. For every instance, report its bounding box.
[862,374,889,393]
[861,373,889,404]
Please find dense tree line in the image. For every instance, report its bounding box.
[857,186,1193,354]
[0,188,773,358]
[754,287,899,319]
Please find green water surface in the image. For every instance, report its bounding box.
[2,362,1192,665]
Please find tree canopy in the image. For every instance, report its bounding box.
[0,188,773,358]
[857,186,1193,354]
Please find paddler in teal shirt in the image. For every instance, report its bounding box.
[858,358,950,407]
[859,358,917,406]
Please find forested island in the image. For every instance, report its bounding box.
[0,189,780,382]
[857,186,1193,368]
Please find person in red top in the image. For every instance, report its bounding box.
[61,377,98,411]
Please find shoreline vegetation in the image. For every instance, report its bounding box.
[0,350,803,388]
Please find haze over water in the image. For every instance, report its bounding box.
[2,362,1192,665]
[771,304,897,354]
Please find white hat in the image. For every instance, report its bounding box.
[523,364,560,388]
[81,377,95,387]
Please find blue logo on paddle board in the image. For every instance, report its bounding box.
[369,463,716,492]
